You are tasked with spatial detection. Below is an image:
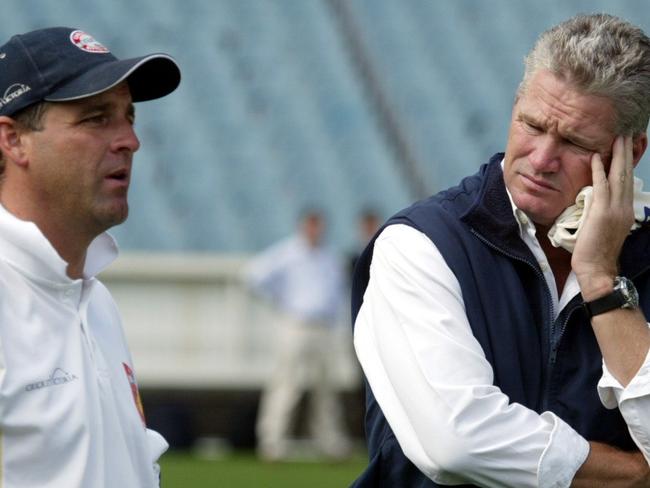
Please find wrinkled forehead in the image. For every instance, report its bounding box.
[517,70,618,135]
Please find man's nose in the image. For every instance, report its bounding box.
[113,121,141,153]
[529,135,560,173]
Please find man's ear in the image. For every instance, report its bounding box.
[0,116,28,167]
[632,132,648,168]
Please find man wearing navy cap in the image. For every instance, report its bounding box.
[0,27,180,487]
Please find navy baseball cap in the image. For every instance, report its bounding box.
[0,27,181,116]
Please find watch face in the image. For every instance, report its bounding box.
[618,277,639,309]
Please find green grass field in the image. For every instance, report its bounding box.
[159,451,367,488]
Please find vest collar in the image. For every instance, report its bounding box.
[460,153,533,262]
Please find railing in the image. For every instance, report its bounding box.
[100,252,361,390]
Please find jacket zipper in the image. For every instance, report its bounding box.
[543,303,582,410]
[470,229,555,409]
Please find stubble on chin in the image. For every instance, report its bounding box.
[91,199,130,235]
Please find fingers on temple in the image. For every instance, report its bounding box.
[591,152,607,186]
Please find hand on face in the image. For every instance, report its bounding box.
[571,136,635,299]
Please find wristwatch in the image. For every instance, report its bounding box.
[582,276,639,318]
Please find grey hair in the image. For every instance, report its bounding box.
[519,13,650,135]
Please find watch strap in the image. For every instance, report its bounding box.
[582,289,626,318]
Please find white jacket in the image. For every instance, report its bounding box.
[0,205,167,487]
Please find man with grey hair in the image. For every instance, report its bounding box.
[352,13,650,487]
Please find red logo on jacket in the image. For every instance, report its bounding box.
[123,362,146,426]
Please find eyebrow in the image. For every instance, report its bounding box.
[76,101,136,119]
[519,111,596,148]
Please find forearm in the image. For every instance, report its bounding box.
[572,442,650,488]
[589,307,650,386]
[572,137,650,385]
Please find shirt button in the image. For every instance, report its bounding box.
[540,262,549,272]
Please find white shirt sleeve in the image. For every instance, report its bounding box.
[244,241,287,295]
[354,224,589,487]
[146,429,169,488]
[598,342,650,463]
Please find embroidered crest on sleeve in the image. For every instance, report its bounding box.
[123,362,146,426]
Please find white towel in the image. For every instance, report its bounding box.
[547,177,650,253]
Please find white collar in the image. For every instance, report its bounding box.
[0,204,119,284]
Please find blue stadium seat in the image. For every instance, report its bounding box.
[2,0,650,252]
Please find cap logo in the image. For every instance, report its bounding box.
[0,83,31,109]
[69,30,109,54]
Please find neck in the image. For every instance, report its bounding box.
[30,218,90,279]
[0,194,92,279]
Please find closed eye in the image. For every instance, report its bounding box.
[80,113,109,126]
[521,119,543,134]
[89,115,107,123]
[568,141,591,154]
[562,136,594,154]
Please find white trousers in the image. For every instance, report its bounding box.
[256,317,349,458]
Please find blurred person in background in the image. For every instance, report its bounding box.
[352,13,650,487]
[0,27,180,487]
[347,208,382,281]
[246,209,352,461]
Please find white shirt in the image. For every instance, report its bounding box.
[0,205,167,488]
[355,214,650,486]
[246,234,344,325]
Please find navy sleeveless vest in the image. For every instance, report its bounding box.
[351,154,650,487]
